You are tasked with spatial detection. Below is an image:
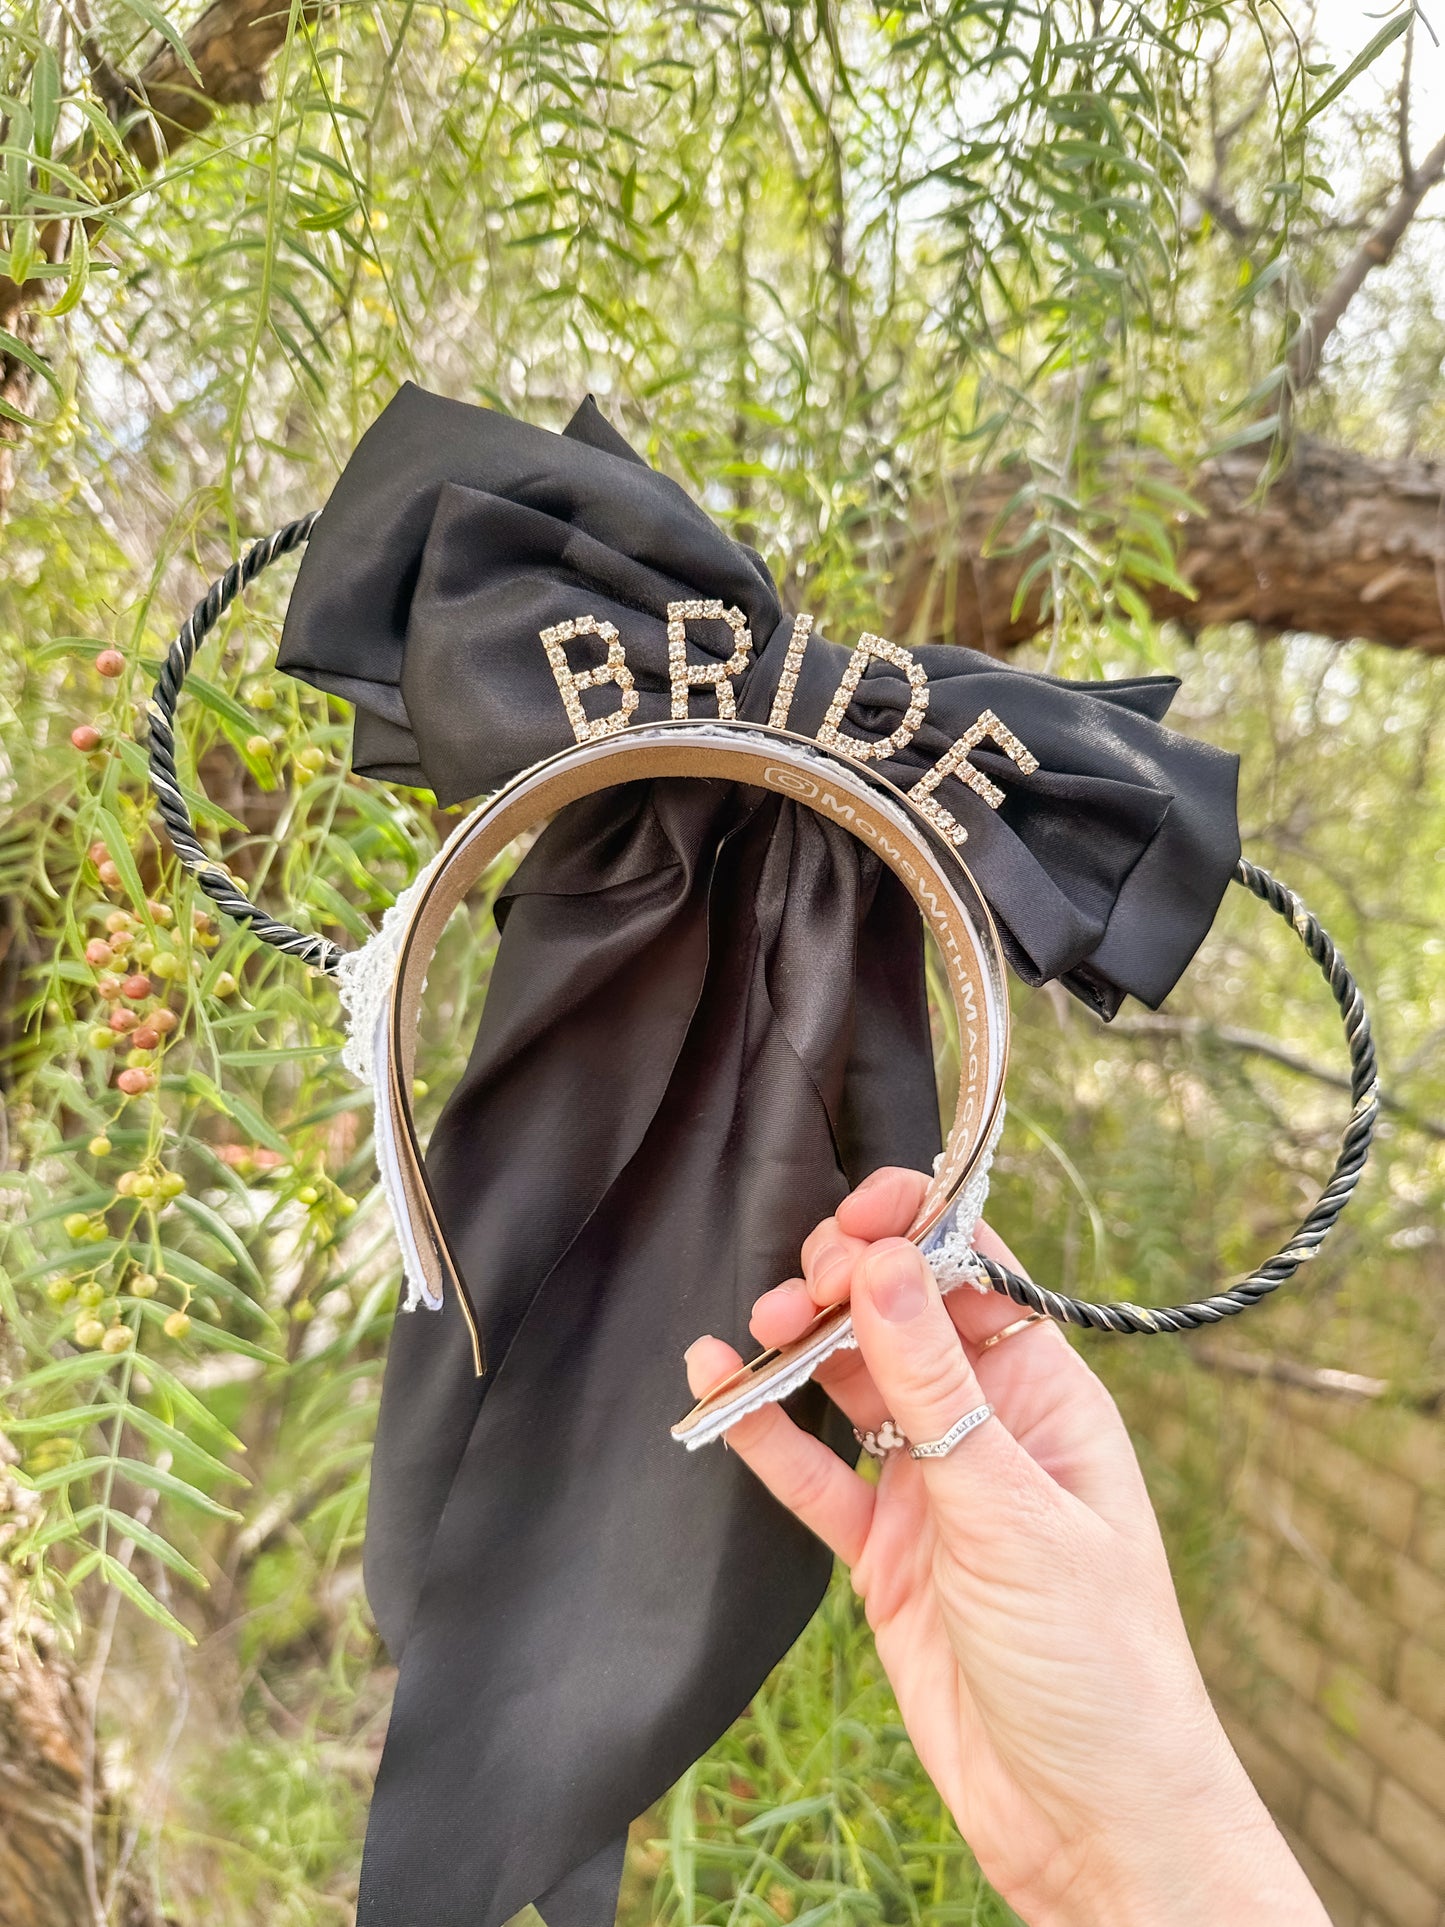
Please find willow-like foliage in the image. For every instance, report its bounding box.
[1,4,1441,1922]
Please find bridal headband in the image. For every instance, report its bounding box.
[144,384,1378,1927]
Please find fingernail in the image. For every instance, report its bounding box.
[861,1244,929,1323]
[683,1338,711,1366]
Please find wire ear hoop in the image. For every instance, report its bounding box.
[145,512,337,972]
[965,854,1379,1334]
[145,526,1380,1346]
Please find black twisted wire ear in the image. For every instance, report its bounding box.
[966,856,1379,1333]
[144,512,342,974]
[145,526,1380,1333]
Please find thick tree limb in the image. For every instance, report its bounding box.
[890,438,1445,657]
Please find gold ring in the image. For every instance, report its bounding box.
[979,1312,1049,1351]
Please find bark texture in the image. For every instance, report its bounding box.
[0,1464,160,1927]
[890,438,1445,657]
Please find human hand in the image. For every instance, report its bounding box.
[685,1170,1327,1927]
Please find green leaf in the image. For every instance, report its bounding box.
[212,1084,293,1160]
[115,1401,247,1486]
[186,674,264,739]
[95,1552,197,1643]
[173,1190,270,1292]
[147,1246,274,1328]
[1,1351,129,1399]
[0,325,60,399]
[119,0,203,82]
[88,806,151,924]
[26,1454,243,1518]
[1304,15,1411,124]
[45,221,90,319]
[31,46,60,158]
[135,1356,245,1452]
[101,1511,207,1589]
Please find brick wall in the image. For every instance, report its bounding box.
[1134,1368,1445,1927]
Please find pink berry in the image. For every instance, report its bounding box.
[97,861,122,888]
[149,1008,178,1034]
[131,1024,160,1050]
[71,724,102,752]
[95,650,125,678]
[85,939,114,966]
[116,1067,154,1096]
[97,976,124,1000]
[121,974,151,1001]
[109,1008,138,1033]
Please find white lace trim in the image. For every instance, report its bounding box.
[335,850,448,1311]
[919,1101,1006,1293]
[333,849,447,1086]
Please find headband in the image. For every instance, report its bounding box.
[145,385,1378,1927]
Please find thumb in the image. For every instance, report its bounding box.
[852,1239,1050,1535]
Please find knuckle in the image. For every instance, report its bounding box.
[781,1445,835,1520]
[897,1329,978,1424]
[800,1218,840,1271]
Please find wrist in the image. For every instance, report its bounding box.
[1021,1759,1328,1927]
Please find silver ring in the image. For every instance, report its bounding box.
[852,1418,909,1461]
[909,1403,995,1459]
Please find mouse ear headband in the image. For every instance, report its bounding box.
[145,384,1378,1927]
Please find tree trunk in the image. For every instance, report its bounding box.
[0,1466,161,1927]
[890,438,1445,658]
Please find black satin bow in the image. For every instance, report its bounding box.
[276,383,1239,1927]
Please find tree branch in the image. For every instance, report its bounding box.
[0,0,313,511]
[890,438,1445,657]
[1102,1010,1445,1142]
[1289,124,1445,391]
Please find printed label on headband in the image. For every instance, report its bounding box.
[541,605,1039,844]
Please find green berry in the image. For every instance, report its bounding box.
[74,1317,107,1349]
[64,1212,92,1239]
[101,1325,134,1354]
[129,1272,159,1298]
[130,1173,157,1199]
[77,1280,106,1307]
[45,1277,75,1305]
[88,1134,112,1157]
[212,971,238,998]
[296,1184,319,1206]
[157,1171,186,1200]
[163,1310,190,1339]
